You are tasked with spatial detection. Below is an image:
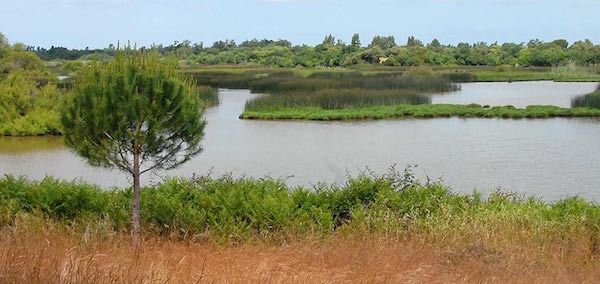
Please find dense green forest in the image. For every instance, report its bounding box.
[0,33,64,135]
[31,35,600,67]
[0,33,218,136]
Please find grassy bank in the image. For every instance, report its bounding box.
[1,172,599,281]
[240,104,600,120]
[183,65,600,84]
[458,66,600,82]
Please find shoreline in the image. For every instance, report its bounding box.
[240,104,600,121]
[1,174,599,281]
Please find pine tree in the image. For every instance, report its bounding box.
[61,47,206,246]
[351,33,361,47]
[407,36,423,47]
[322,34,335,45]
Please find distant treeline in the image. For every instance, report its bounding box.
[30,35,600,67]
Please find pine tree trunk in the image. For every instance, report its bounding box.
[131,152,141,247]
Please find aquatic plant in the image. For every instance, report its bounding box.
[571,86,600,109]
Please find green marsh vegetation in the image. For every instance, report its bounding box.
[187,67,457,112]
[1,170,599,253]
[572,85,600,109]
[185,65,600,120]
[461,65,600,82]
[240,104,600,120]
[197,85,219,107]
[243,69,456,111]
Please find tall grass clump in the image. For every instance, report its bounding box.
[440,71,478,82]
[553,63,600,81]
[248,71,458,94]
[245,89,431,111]
[244,71,455,111]
[572,85,600,108]
[184,69,261,89]
[197,85,219,106]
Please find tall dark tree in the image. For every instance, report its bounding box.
[0,32,9,59]
[61,48,206,246]
[370,36,396,49]
[407,36,423,47]
[351,33,361,47]
[429,38,441,48]
[551,39,569,49]
[322,34,336,45]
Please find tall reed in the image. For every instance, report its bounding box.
[245,89,431,111]
[572,86,600,108]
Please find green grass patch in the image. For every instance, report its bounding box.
[240,104,600,120]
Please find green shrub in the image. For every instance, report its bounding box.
[1,171,599,243]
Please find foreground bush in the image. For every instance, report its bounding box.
[1,171,599,282]
[1,171,599,247]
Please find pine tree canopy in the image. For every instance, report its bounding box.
[61,48,206,175]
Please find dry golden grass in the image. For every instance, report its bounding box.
[1,219,599,284]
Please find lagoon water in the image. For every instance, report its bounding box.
[1,83,600,201]
[431,81,598,107]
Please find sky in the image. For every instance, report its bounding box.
[1,0,599,49]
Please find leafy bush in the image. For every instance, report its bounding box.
[2,170,599,244]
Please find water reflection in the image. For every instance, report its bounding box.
[0,136,64,154]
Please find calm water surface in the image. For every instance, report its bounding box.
[1,83,600,201]
[432,81,599,107]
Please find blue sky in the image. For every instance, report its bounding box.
[1,0,599,49]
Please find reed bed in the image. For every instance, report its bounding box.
[249,72,458,93]
[196,85,219,107]
[572,87,600,109]
[245,89,431,111]
[246,72,454,111]
[185,68,457,111]
[1,171,599,282]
